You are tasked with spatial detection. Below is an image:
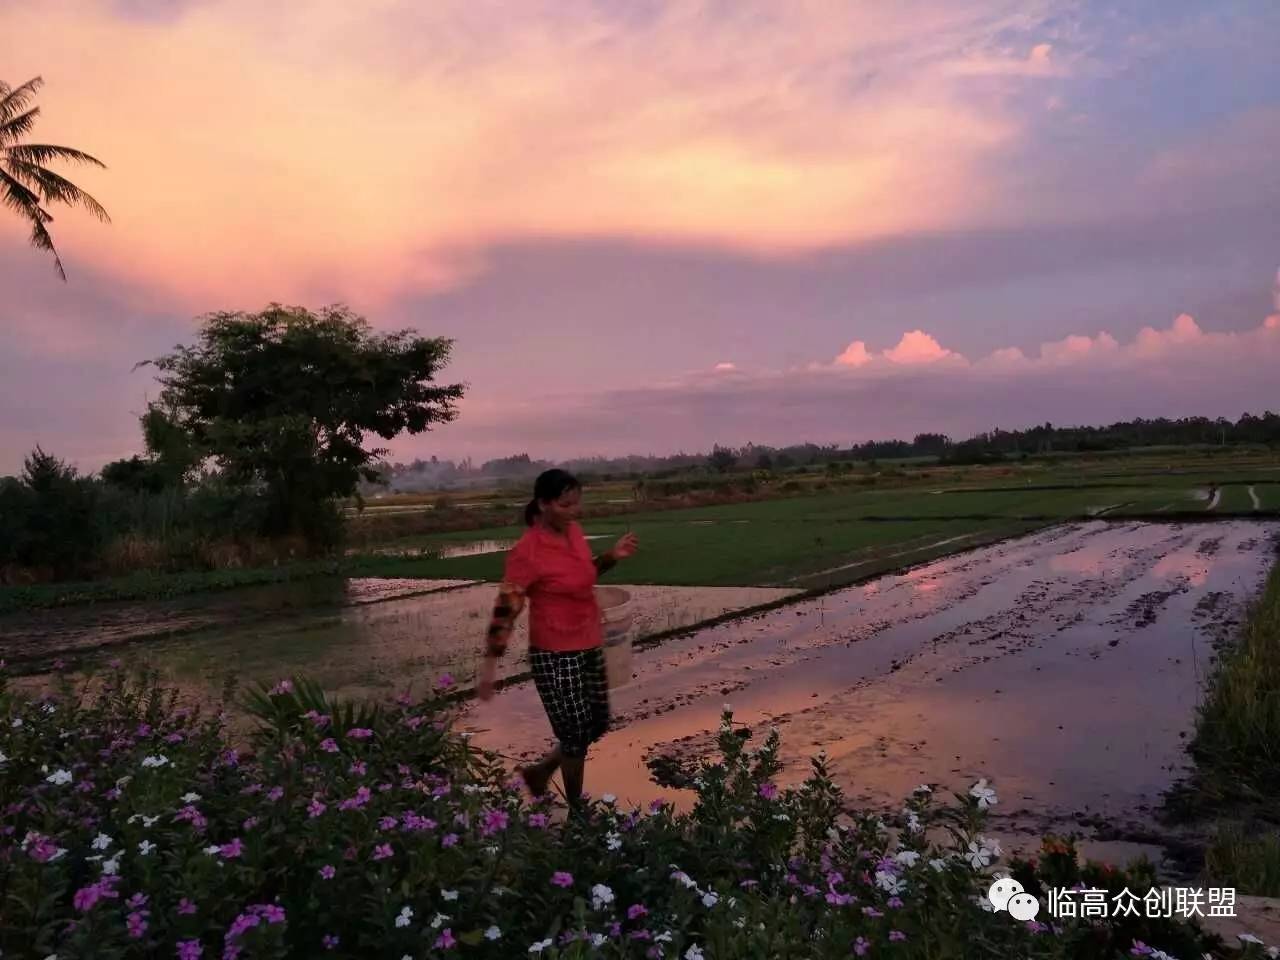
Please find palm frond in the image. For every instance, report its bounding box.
[1,167,66,280]
[0,107,39,147]
[0,77,42,124]
[6,159,111,221]
[4,143,105,168]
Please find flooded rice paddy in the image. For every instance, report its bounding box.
[466,520,1278,868]
[6,519,1276,870]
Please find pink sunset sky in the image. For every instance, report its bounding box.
[3,0,1279,472]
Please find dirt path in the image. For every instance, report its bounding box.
[467,520,1279,869]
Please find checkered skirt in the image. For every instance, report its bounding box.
[529,646,610,759]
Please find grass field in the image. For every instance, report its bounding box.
[5,449,1279,613]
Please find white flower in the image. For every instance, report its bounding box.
[91,834,113,851]
[441,889,458,901]
[602,793,617,804]
[905,813,923,834]
[975,894,995,912]
[895,850,921,867]
[913,783,932,795]
[591,933,606,947]
[484,845,499,856]
[701,891,719,908]
[45,769,72,786]
[606,832,622,851]
[686,947,706,960]
[976,835,1001,860]
[430,913,448,930]
[180,792,202,803]
[462,784,480,794]
[203,845,221,855]
[590,883,615,910]
[484,926,502,941]
[969,778,998,809]
[137,840,156,856]
[12,717,23,728]
[394,906,413,928]
[42,703,56,715]
[140,755,169,769]
[401,955,412,960]
[732,918,745,929]
[115,775,132,788]
[127,814,141,825]
[929,858,947,872]
[671,869,697,889]
[48,847,68,862]
[142,816,159,828]
[529,939,553,954]
[966,842,993,869]
[1238,934,1265,945]
[101,857,120,875]
[0,749,7,764]
[655,931,673,944]
[85,855,102,863]
[875,871,906,895]
[772,813,791,822]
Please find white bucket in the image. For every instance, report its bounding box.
[596,586,634,689]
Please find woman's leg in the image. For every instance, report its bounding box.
[520,747,562,796]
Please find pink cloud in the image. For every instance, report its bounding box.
[1038,331,1120,363]
[834,340,871,367]
[883,330,954,365]
[714,361,737,372]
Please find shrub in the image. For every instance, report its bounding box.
[0,669,1231,959]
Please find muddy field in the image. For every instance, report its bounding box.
[465,520,1279,869]
[2,577,797,707]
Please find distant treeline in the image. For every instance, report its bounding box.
[377,412,1280,488]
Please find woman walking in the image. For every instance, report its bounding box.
[477,469,638,808]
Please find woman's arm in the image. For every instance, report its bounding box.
[484,583,527,658]
[593,551,618,576]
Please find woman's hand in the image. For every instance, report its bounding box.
[477,656,499,702]
[612,531,639,560]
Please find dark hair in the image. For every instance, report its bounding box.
[525,468,581,526]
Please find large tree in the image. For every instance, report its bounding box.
[142,305,465,543]
[1,77,109,280]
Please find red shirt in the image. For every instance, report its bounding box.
[503,521,602,652]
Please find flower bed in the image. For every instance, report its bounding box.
[0,666,1254,959]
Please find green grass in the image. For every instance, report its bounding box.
[1204,822,1280,896]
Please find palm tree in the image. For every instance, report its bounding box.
[1,76,109,280]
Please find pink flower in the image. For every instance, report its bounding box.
[339,786,372,811]
[219,838,244,859]
[551,871,574,888]
[242,817,259,831]
[347,728,373,740]
[627,904,648,920]
[348,760,367,776]
[434,929,457,950]
[379,816,398,831]
[178,898,198,915]
[442,833,459,847]
[270,679,293,695]
[267,787,284,802]
[319,865,336,880]
[177,939,203,960]
[322,935,339,950]
[437,673,455,689]
[372,843,394,861]
[758,782,779,800]
[889,930,906,942]
[127,911,148,939]
[480,809,509,836]
[528,813,550,829]
[854,937,870,956]
[308,797,327,818]
[319,739,339,754]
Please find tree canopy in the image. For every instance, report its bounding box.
[142,305,465,542]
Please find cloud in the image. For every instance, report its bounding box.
[884,330,956,365]
[834,340,871,367]
[713,361,737,372]
[3,0,1076,308]
[427,302,1280,461]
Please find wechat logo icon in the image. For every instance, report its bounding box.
[988,878,1040,921]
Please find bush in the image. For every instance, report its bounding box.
[0,669,1229,959]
